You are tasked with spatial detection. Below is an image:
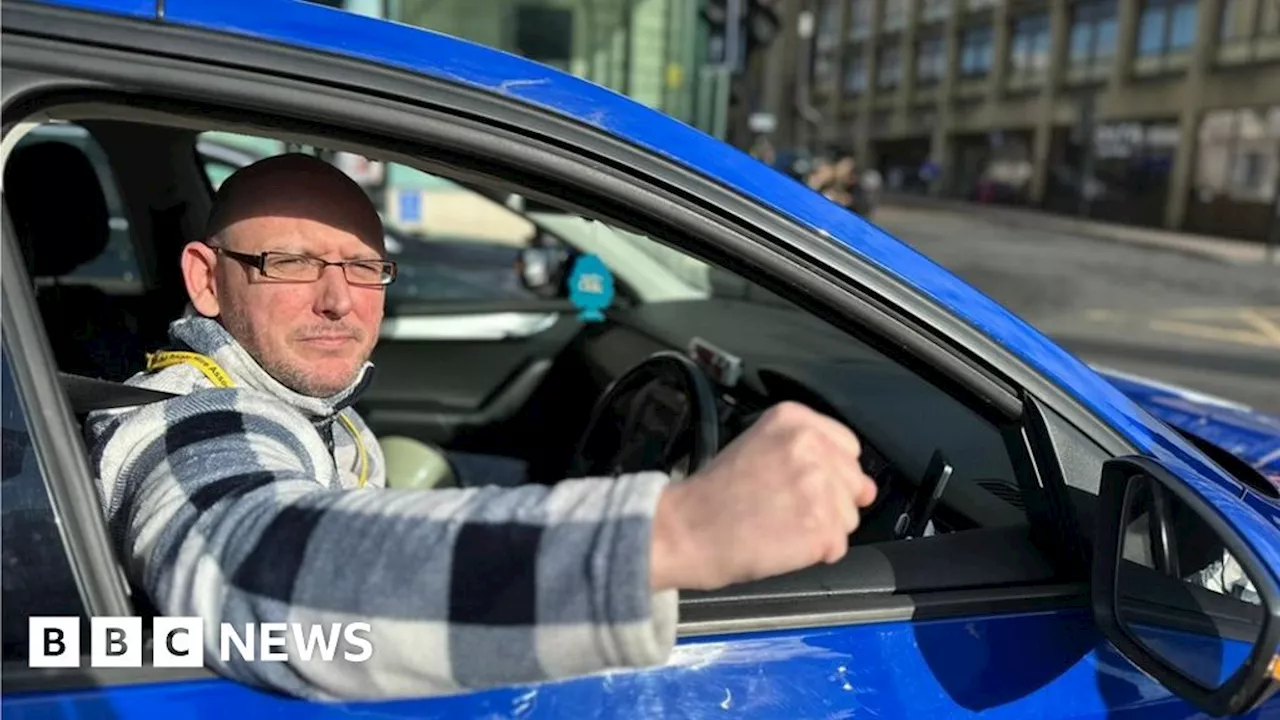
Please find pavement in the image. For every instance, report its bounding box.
[869,202,1280,413]
[879,193,1279,267]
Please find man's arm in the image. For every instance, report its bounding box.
[89,388,676,701]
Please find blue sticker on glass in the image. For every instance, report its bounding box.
[568,254,615,323]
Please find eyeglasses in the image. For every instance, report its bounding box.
[210,246,397,286]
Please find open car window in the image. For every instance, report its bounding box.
[180,126,1034,541]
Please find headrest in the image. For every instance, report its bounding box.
[4,141,110,278]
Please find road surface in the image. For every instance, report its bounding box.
[873,205,1280,414]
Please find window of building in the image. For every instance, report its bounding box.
[878,44,903,88]
[921,0,951,23]
[884,0,908,31]
[916,35,947,85]
[845,49,869,93]
[960,25,994,76]
[1218,0,1280,64]
[1069,0,1118,79]
[1187,106,1280,241]
[1137,0,1198,57]
[1008,13,1051,87]
[965,0,998,10]
[848,0,874,39]
[1195,107,1280,204]
[814,0,842,88]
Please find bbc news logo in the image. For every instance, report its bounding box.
[29,617,373,668]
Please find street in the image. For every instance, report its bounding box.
[873,205,1280,414]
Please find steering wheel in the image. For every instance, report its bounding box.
[568,351,720,480]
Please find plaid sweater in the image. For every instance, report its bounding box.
[84,312,678,701]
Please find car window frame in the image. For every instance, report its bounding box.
[0,207,135,624]
[1,3,1141,694]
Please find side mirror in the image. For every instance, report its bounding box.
[516,245,571,298]
[1092,456,1280,717]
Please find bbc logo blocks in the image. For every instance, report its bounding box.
[28,617,80,668]
[30,617,205,668]
[28,617,373,667]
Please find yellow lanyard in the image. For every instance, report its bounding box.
[145,350,370,489]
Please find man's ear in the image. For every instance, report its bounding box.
[181,241,220,317]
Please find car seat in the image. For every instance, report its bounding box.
[4,141,144,381]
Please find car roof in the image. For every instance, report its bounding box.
[16,0,1268,515]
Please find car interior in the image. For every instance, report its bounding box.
[1,98,1107,645]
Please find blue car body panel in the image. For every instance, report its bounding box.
[6,1,1280,718]
[1096,368,1280,482]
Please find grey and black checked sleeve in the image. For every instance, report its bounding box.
[86,386,679,701]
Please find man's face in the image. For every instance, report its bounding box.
[213,211,386,397]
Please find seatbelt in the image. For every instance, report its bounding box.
[59,372,178,412]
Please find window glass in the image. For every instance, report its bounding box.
[816,0,841,50]
[1,343,88,663]
[960,26,993,76]
[1070,0,1117,68]
[921,0,949,20]
[1220,0,1249,40]
[1169,1,1198,48]
[884,0,907,28]
[1138,0,1198,56]
[1070,23,1092,62]
[1095,14,1117,57]
[878,45,902,87]
[1009,14,1050,78]
[845,51,869,92]
[916,36,945,83]
[1194,107,1280,203]
[848,0,873,38]
[1138,6,1168,55]
[10,123,143,293]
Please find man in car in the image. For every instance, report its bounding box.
[84,153,877,701]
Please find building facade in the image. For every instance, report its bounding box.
[757,0,1280,242]
[388,0,706,124]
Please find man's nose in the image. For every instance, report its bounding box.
[314,264,354,318]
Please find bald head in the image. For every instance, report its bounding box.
[207,152,383,246]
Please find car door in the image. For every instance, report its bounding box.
[5,2,1280,718]
[0,210,1211,720]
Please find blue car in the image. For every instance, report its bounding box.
[3,1,1280,718]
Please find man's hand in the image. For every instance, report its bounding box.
[650,401,878,592]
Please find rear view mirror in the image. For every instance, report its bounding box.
[1093,456,1280,716]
